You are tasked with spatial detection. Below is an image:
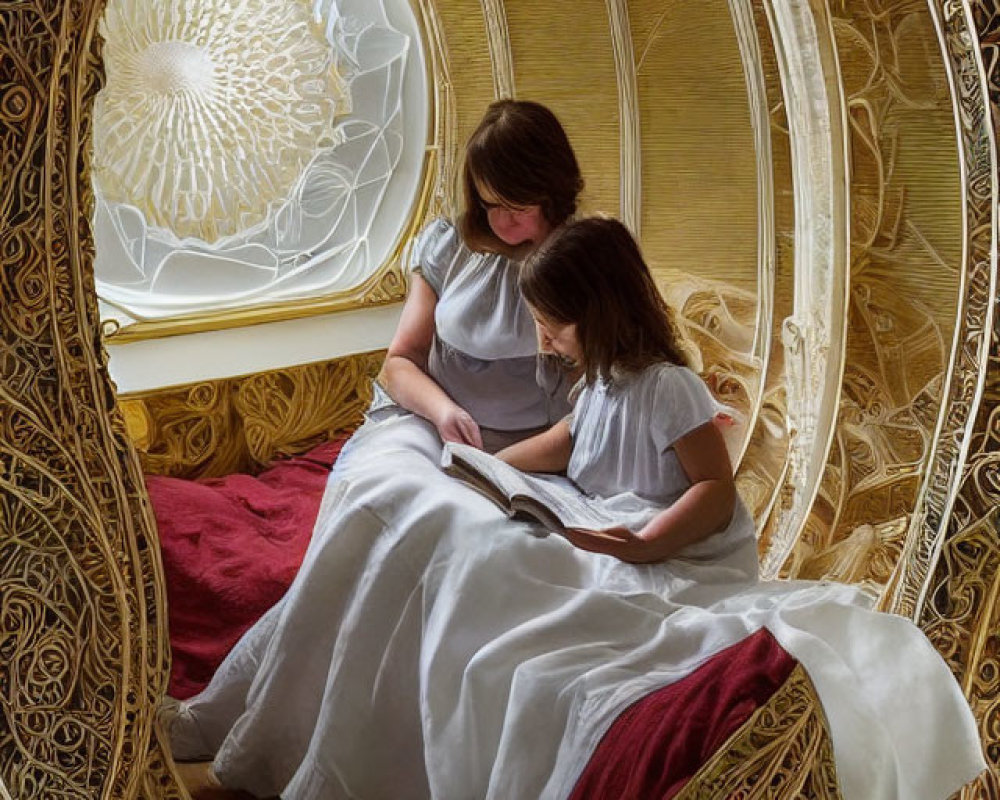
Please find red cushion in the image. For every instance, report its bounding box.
[569,627,798,800]
[148,438,347,699]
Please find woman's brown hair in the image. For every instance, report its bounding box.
[520,217,690,381]
[458,100,584,255]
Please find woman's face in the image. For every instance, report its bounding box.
[475,181,551,248]
[529,306,582,368]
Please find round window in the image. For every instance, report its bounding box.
[93,0,427,323]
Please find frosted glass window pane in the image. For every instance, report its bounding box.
[92,0,424,322]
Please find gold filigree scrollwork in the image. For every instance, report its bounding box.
[677,664,843,799]
[119,353,383,480]
[912,0,1000,793]
[888,0,998,618]
[785,275,947,590]
[0,0,177,796]
[775,3,967,603]
[665,277,764,472]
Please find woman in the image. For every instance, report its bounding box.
[377,97,584,454]
[164,99,585,787]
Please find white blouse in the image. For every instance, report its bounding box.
[568,363,721,504]
[409,218,570,432]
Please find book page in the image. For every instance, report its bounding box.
[441,442,545,505]
[441,443,625,531]
[509,476,622,531]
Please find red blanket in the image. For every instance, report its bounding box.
[148,438,347,699]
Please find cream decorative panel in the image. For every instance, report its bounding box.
[780,2,964,596]
[756,0,851,580]
[732,0,798,540]
[95,0,350,243]
[480,0,516,99]
[605,0,641,234]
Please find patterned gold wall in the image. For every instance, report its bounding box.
[1,0,998,797]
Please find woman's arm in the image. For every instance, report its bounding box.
[382,275,483,448]
[494,419,572,473]
[563,421,736,563]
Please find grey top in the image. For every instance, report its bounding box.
[409,218,571,432]
[568,363,721,504]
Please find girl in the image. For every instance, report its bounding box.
[499,215,749,565]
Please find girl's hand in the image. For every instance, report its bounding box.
[435,404,484,449]
[563,526,656,563]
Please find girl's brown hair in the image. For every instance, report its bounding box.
[520,217,690,381]
[458,100,584,255]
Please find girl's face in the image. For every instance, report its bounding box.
[475,181,551,248]
[529,306,582,368]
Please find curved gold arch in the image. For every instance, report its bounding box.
[0,2,172,795]
[1,0,998,795]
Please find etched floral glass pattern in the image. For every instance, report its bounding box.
[93,0,420,321]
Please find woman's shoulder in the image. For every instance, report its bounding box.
[408,217,467,293]
[620,361,716,417]
[411,217,462,259]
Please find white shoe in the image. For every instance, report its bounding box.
[158,696,215,762]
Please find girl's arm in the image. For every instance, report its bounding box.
[564,420,735,563]
[495,418,572,474]
[382,275,483,448]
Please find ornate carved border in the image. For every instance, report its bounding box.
[0,2,171,795]
[756,0,851,579]
[887,0,998,621]
[119,353,382,479]
[911,2,1000,794]
[480,0,516,100]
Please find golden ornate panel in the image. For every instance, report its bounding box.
[1,0,998,797]
[779,0,964,594]
[911,4,1000,794]
[119,353,382,479]
[0,1,173,796]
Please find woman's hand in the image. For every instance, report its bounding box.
[563,526,656,563]
[434,404,484,449]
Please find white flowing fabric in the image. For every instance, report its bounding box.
[172,408,985,800]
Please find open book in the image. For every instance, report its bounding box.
[440,442,626,532]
